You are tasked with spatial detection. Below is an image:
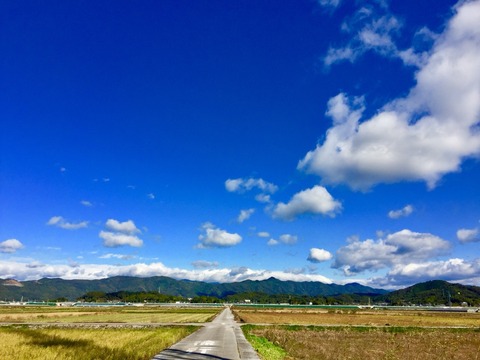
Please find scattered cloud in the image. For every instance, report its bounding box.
[100,219,143,248]
[308,248,333,263]
[267,238,279,246]
[273,185,342,220]
[279,234,298,245]
[99,231,143,248]
[301,1,480,190]
[257,231,270,238]
[225,177,278,194]
[197,222,242,248]
[317,0,342,10]
[105,219,140,234]
[388,204,414,219]
[80,200,93,207]
[47,216,88,230]
[457,228,479,243]
[99,253,135,260]
[237,209,255,223]
[266,234,298,246]
[255,193,272,203]
[321,1,430,68]
[192,260,219,269]
[333,229,451,275]
[0,239,24,253]
[147,193,155,200]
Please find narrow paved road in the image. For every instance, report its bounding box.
[152,307,259,360]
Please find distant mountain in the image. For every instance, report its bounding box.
[0,276,387,301]
[376,280,480,306]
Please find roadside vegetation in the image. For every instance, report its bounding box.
[0,325,196,360]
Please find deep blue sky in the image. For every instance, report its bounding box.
[1,0,479,289]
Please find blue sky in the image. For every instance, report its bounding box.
[1,0,479,289]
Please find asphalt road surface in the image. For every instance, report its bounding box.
[152,307,259,360]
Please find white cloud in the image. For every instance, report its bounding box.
[257,231,270,238]
[237,209,255,223]
[308,248,333,263]
[383,258,480,287]
[301,1,480,190]
[197,223,242,248]
[273,185,342,220]
[99,231,143,248]
[457,228,479,243]
[388,204,414,219]
[333,229,451,275]
[0,260,333,283]
[225,177,278,194]
[105,219,140,234]
[279,234,298,245]
[267,238,279,246]
[147,193,155,200]
[255,194,272,203]
[47,216,88,230]
[80,200,93,207]
[100,219,143,248]
[0,239,24,254]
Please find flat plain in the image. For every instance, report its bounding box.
[0,306,221,360]
[234,307,480,360]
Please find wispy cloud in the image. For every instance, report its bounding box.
[388,205,414,219]
[47,216,88,230]
[237,209,255,223]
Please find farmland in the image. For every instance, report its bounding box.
[0,306,219,324]
[235,307,480,360]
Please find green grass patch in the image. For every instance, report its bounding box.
[242,325,286,360]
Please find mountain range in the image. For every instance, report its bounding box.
[1,276,385,301]
[2,276,479,306]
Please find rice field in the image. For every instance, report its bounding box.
[0,306,219,324]
[0,325,196,360]
[236,308,480,359]
[244,325,480,360]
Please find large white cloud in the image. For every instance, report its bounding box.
[273,185,342,220]
[197,223,242,248]
[301,0,480,190]
[47,216,88,230]
[0,260,333,284]
[333,229,451,275]
[0,239,24,254]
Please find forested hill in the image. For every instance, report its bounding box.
[376,280,480,306]
[0,276,386,301]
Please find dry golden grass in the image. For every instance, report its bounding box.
[234,308,480,327]
[0,306,219,324]
[0,326,196,360]
[248,326,480,360]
